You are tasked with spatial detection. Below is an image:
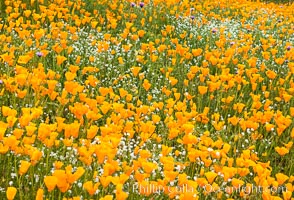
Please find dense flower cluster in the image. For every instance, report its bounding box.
[0,0,293,199]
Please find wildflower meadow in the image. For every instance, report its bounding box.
[0,0,293,199]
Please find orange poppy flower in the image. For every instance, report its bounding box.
[198,86,208,95]
[204,171,218,184]
[192,48,203,57]
[142,79,151,91]
[18,55,31,64]
[275,173,289,185]
[131,67,141,77]
[100,176,112,188]
[6,187,17,200]
[142,161,157,174]
[44,176,58,192]
[67,167,84,184]
[53,170,70,192]
[35,188,44,200]
[115,184,128,200]
[19,160,31,175]
[56,55,67,65]
[275,146,289,156]
[266,70,277,79]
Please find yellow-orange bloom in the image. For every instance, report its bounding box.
[266,70,277,79]
[115,184,128,200]
[204,172,218,184]
[198,86,208,95]
[192,48,203,57]
[83,181,100,195]
[19,160,31,175]
[6,187,17,200]
[53,170,70,192]
[275,146,289,156]
[99,195,113,200]
[18,55,31,64]
[68,167,85,184]
[142,79,151,91]
[56,55,67,65]
[275,173,289,185]
[44,176,58,192]
[142,161,157,174]
[131,67,141,77]
[35,188,44,200]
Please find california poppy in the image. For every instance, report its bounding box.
[6,187,17,200]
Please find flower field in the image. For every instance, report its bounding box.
[0,0,294,199]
